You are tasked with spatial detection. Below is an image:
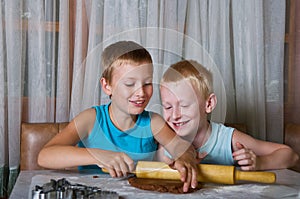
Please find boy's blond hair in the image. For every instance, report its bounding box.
[161,60,213,100]
[101,41,153,84]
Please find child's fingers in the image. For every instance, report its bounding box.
[232,143,249,157]
[182,167,191,192]
[191,165,199,189]
[233,150,251,159]
[232,142,258,171]
[240,165,254,171]
[234,150,257,170]
[106,153,134,177]
[236,158,253,165]
[106,167,118,178]
[123,154,135,172]
[233,149,246,157]
[119,162,131,176]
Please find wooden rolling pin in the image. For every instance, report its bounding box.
[103,161,276,184]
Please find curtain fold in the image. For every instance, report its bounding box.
[56,0,70,122]
[0,0,7,196]
[263,0,286,143]
[231,0,267,139]
[0,0,286,197]
[3,0,23,196]
[70,0,89,119]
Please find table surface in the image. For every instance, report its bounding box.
[10,168,300,199]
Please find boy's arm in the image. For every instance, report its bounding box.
[154,144,176,165]
[150,113,199,192]
[38,108,96,169]
[38,108,134,177]
[232,129,299,170]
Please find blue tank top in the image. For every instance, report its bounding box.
[78,104,158,171]
[165,122,234,165]
[198,122,234,165]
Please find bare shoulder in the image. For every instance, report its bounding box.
[43,108,97,147]
[72,108,96,135]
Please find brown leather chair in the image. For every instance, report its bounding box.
[20,122,68,170]
[285,123,300,172]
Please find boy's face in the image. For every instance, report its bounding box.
[160,79,207,139]
[109,62,153,115]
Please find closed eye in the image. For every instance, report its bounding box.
[181,105,189,108]
[162,105,172,110]
[124,82,134,87]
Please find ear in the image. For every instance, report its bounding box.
[205,93,217,114]
[100,77,112,96]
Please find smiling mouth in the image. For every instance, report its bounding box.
[173,121,189,127]
[129,100,145,106]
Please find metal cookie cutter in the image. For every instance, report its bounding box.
[32,178,119,199]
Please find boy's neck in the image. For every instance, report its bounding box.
[108,104,137,131]
[192,121,211,149]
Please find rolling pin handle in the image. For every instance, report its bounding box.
[235,170,276,184]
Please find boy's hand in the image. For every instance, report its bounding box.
[170,146,199,192]
[92,149,135,177]
[233,142,259,170]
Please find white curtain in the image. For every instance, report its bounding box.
[0,0,286,197]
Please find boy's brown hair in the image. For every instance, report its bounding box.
[161,60,213,100]
[101,41,153,84]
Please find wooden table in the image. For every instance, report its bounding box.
[10,169,300,199]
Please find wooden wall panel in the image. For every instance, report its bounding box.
[285,0,300,124]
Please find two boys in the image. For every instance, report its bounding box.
[38,41,299,193]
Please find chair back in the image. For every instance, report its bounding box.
[285,123,300,172]
[20,122,68,170]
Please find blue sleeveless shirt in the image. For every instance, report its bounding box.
[78,104,158,171]
[165,121,234,165]
[198,122,234,165]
